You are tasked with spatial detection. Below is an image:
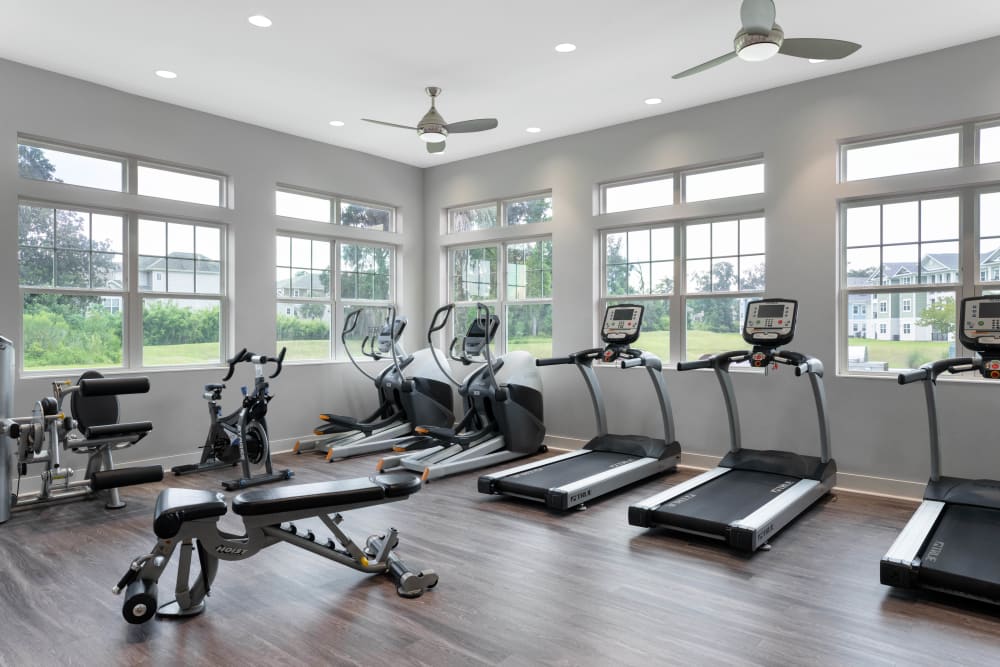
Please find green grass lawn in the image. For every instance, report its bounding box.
[25,334,954,373]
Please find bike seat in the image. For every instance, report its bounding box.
[231,474,421,518]
[204,383,225,392]
[153,488,228,539]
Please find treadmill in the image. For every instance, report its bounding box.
[628,298,836,552]
[478,304,681,511]
[881,295,1000,604]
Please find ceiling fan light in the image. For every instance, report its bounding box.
[420,131,447,143]
[738,40,780,61]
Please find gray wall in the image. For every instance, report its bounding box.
[422,37,1000,493]
[0,58,424,469]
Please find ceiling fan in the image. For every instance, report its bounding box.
[673,0,861,79]
[362,87,498,154]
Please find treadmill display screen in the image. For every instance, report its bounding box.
[979,302,1000,318]
[756,304,785,319]
[612,308,636,321]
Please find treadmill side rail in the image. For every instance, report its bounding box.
[547,454,679,510]
[628,467,730,527]
[728,476,835,551]
[478,450,589,492]
[880,500,946,589]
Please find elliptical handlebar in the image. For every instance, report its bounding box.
[427,303,461,387]
[476,303,504,400]
[898,357,976,385]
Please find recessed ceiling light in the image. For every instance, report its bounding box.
[155,70,177,79]
[526,127,542,133]
[808,58,826,64]
[328,120,345,127]
[554,43,577,53]
[644,98,663,105]
[248,15,272,28]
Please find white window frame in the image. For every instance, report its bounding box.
[599,156,764,214]
[275,185,397,232]
[446,191,553,234]
[18,134,228,206]
[276,233,396,361]
[599,212,766,362]
[446,236,553,354]
[902,298,912,312]
[839,126,962,183]
[903,323,912,335]
[976,119,1000,165]
[18,199,228,373]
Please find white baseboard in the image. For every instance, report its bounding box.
[542,434,925,502]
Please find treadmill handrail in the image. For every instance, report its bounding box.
[897,356,979,482]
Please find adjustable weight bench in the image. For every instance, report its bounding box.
[114,472,438,624]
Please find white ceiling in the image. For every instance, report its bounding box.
[3,1,1000,167]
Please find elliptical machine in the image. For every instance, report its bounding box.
[377,303,546,482]
[171,348,293,490]
[294,306,455,461]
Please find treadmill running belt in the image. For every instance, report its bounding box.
[920,504,1000,602]
[650,469,801,536]
[496,451,642,499]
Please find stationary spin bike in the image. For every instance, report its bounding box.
[171,348,293,490]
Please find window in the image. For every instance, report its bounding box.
[841,129,960,181]
[18,136,227,205]
[603,226,673,358]
[18,141,125,192]
[447,192,552,233]
[683,162,764,203]
[600,157,764,214]
[18,203,225,371]
[979,124,1000,165]
[603,177,674,214]
[137,164,224,206]
[276,235,393,360]
[448,239,553,358]
[842,194,965,373]
[275,187,396,231]
[601,215,766,362]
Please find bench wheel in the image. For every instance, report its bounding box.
[122,579,158,624]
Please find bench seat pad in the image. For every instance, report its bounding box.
[232,473,421,517]
[154,488,228,539]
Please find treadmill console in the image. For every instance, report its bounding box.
[602,304,644,345]
[742,298,797,348]
[959,296,1000,352]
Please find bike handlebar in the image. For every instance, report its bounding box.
[223,348,248,381]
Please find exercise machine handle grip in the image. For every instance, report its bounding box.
[677,358,713,371]
[266,347,286,379]
[620,357,644,369]
[429,304,454,337]
[343,308,362,336]
[536,355,574,367]
[223,348,248,381]
[897,368,928,385]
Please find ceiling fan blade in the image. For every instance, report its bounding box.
[362,118,419,130]
[779,38,861,60]
[672,51,737,79]
[740,0,776,33]
[444,118,499,133]
[427,141,446,154]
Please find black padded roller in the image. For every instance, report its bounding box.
[90,465,163,490]
[79,377,150,396]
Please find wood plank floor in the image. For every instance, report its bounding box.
[1,449,998,666]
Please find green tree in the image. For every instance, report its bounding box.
[341,204,391,231]
[689,262,741,332]
[505,197,552,225]
[917,296,956,336]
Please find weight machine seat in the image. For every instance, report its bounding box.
[232,473,422,517]
[80,420,154,441]
[154,488,228,539]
